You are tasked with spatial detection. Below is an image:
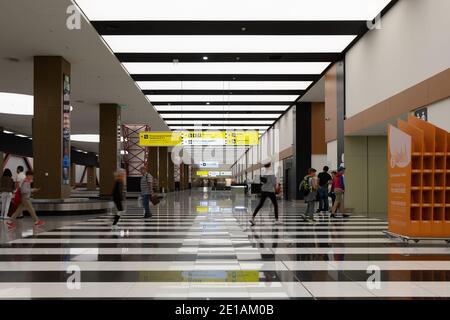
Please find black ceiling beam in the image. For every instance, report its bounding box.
[92,21,367,35]
[143,89,304,95]
[132,74,319,81]
[117,53,339,63]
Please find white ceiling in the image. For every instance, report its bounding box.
[0,0,168,153]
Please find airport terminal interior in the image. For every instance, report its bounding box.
[0,0,450,300]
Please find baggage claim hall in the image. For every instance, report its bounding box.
[1,0,450,301]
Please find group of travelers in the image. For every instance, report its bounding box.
[248,162,348,226]
[111,166,158,227]
[300,165,347,222]
[1,166,44,229]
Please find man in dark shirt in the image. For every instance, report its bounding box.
[317,166,332,213]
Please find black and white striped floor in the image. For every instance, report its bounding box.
[1,190,450,299]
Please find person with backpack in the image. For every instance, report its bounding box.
[0,169,15,219]
[112,169,126,226]
[330,166,349,218]
[300,168,318,222]
[317,166,332,213]
[249,162,282,226]
[6,170,44,229]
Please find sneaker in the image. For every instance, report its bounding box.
[34,220,45,227]
[274,220,283,225]
[249,219,255,226]
[342,213,351,218]
[316,209,321,213]
[330,214,337,219]
[6,221,16,229]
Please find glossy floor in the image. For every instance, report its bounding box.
[1,190,450,299]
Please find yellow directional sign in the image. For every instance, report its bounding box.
[139,132,182,146]
[226,131,259,145]
[139,131,259,146]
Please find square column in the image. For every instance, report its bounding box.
[158,147,168,192]
[86,166,97,191]
[99,104,121,198]
[168,153,175,192]
[147,147,158,192]
[33,56,71,199]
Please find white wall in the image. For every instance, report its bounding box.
[346,0,450,118]
[311,154,328,172]
[326,140,338,170]
[426,97,450,132]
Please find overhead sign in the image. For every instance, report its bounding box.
[139,132,182,146]
[196,170,233,177]
[199,161,219,168]
[139,131,258,147]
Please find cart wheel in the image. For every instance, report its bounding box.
[413,239,420,243]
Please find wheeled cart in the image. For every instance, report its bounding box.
[383,230,450,245]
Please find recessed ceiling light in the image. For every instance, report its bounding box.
[155,105,289,111]
[3,130,14,134]
[104,35,356,53]
[160,113,281,119]
[135,80,313,90]
[166,120,273,125]
[76,0,391,21]
[202,56,208,60]
[125,62,329,75]
[15,134,28,138]
[0,92,33,115]
[71,134,100,143]
[206,102,210,105]
[148,95,297,102]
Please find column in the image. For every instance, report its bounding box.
[147,147,158,192]
[70,163,76,187]
[158,147,168,192]
[33,56,71,199]
[183,164,190,190]
[86,166,97,191]
[293,103,312,200]
[168,152,175,192]
[99,103,121,198]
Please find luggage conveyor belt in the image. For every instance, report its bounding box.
[30,198,114,215]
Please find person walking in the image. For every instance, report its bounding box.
[329,170,337,208]
[140,166,153,219]
[112,169,126,226]
[317,166,332,213]
[0,169,15,219]
[302,168,318,222]
[6,170,44,229]
[330,166,349,218]
[249,163,281,226]
[15,166,26,219]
